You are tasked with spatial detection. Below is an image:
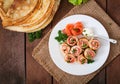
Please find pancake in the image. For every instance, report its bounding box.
[27,0,61,33]
[0,0,61,33]
[2,0,14,12]
[0,0,38,26]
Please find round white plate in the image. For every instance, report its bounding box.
[49,14,110,75]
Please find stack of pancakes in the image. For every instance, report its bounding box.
[0,0,60,33]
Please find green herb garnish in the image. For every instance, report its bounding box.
[87,59,94,64]
[55,30,68,43]
[67,60,71,63]
[72,49,76,53]
[83,30,86,32]
[94,50,97,53]
[85,34,88,36]
[87,55,92,59]
[81,59,86,64]
[28,30,42,42]
[82,44,87,48]
[35,30,42,39]
[68,0,88,5]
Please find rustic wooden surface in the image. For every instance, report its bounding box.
[0,0,120,84]
[0,23,25,84]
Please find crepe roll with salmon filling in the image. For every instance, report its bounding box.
[60,43,70,55]
[70,46,82,56]
[89,38,100,50]
[67,36,78,46]
[78,54,87,64]
[65,54,75,63]
[77,38,89,48]
[84,48,96,59]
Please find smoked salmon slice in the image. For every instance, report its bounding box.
[65,24,74,36]
[64,22,83,36]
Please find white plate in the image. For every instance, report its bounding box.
[49,14,110,75]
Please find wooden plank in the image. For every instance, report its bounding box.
[106,0,120,84]
[0,24,25,84]
[106,55,120,84]
[107,0,120,26]
[26,25,52,84]
[88,69,106,84]
[96,0,107,10]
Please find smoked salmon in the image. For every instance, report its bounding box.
[66,36,78,46]
[60,43,70,55]
[64,54,75,63]
[70,46,82,56]
[64,22,83,36]
[78,54,87,64]
[77,38,89,48]
[89,39,100,50]
[84,48,96,59]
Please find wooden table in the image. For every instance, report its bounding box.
[0,0,120,84]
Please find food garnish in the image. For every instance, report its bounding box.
[87,59,94,64]
[28,30,42,42]
[64,22,83,36]
[82,28,94,37]
[55,30,68,44]
[68,0,88,5]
